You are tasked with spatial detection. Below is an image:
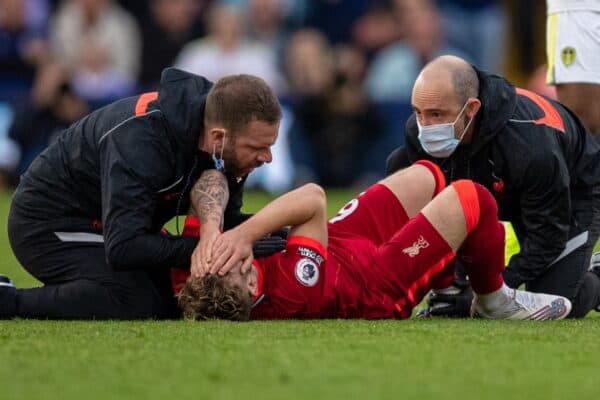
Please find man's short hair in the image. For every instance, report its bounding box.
[451,65,479,105]
[177,275,252,321]
[204,75,282,135]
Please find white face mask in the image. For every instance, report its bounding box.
[417,101,473,158]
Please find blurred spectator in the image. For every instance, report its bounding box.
[285,29,383,187]
[5,62,88,186]
[0,102,18,190]
[285,29,332,96]
[527,64,557,100]
[246,0,290,61]
[362,0,470,165]
[436,0,507,73]
[0,0,547,192]
[284,28,333,184]
[138,0,207,90]
[304,0,379,45]
[365,0,468,103]
[71,31,136,106]
[175,3,285,94]
[50,0,141,105]
[0,0,50,100]
[115,0,150,16]
[247,0,284,44]
[352,2,403,56]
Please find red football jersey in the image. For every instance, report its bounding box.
[250,236,331,319]
[252,184,455,319]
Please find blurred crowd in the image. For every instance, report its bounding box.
[0,0,551,193]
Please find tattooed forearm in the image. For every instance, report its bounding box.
[191,170,230,229]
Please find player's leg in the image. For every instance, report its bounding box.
[1,242,174,319]
[556,84,600,137]
[373,179,479,317]
[525,189,600,317]
[378,160,445,218]
[547,10,600,136]
[1,274,173,320]
[450,181,571,320]
[376,180,571,320]
[3,213,173,319]
[329,160,445,246]
[527,244,600,318]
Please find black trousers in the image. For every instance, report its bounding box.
[5,205,179,320]
[518,189,600,318]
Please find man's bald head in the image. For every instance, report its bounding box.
[415,55,479,106]
[411,55,482,146]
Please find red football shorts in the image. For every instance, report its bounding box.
[327,184,456,319]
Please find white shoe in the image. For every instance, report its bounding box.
[471,287,571,320]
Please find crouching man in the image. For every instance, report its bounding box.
[0,69,283,319]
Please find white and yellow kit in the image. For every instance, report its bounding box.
[546,0,600,84]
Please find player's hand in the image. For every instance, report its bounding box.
[252,235,286,258]
[416,276,473,318]
[190,223,221,277]
[209,227,254,276]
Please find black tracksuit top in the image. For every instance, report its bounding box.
[12,68,248,271]
[386,67,600,288]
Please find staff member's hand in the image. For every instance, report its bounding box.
[190,222,221,277]
[209,227,253,276]
[252,235,287,258]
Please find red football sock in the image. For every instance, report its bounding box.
[452,180,505,294]
[428,261,458,290]
[414,159,446,196]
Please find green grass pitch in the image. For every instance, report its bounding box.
[1,189,599,400]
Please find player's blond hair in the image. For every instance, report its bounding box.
[177,275,252,321]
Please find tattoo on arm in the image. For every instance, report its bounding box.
[191,170,230,229]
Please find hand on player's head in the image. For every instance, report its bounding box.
[208,228,254,276]
[191,227,221,278]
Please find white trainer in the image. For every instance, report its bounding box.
[471,287,572,320]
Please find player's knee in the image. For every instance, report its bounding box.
[304,182,325,195]
[414,160,446,196]
[302,183,327,203]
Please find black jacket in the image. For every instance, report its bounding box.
[386,67,600,288]
[12,68,248,270]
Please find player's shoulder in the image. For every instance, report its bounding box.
[262,237,326,291]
